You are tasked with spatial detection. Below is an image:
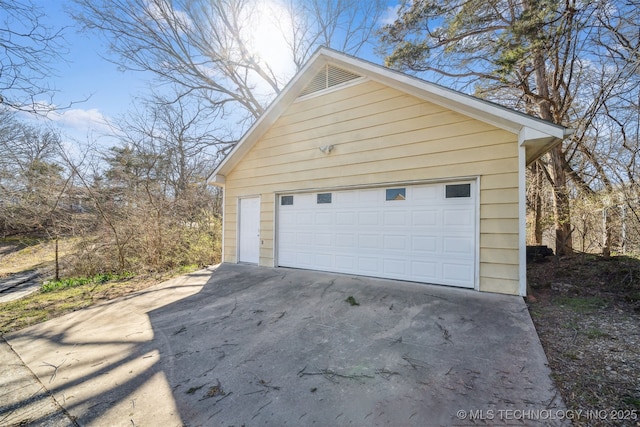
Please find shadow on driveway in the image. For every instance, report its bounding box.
[4,264,566,426]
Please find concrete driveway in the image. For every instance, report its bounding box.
[3,264,566,426]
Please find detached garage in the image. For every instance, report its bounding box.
[210,47,570,296]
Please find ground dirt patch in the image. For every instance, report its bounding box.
[527,254,640,427]
[0,237,77,278]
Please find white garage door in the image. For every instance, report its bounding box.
[277,181,477,288]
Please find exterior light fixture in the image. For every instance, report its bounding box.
[319,145,334,154]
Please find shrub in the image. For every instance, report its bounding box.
[41,271,134,293]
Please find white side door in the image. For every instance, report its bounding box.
[238,196,260,264]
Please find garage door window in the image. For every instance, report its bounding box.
[386,188,406,201]
[281,195,294,205]
[445,184,471,198]
[317,193,332,204]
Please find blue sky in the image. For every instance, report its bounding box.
[23,1,150,144]
[21,1,400,146]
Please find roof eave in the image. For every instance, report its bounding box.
[211,49,329,178]
[520,127,574,165]
[208,174,226,187]
[211,47,571,176]
[316,49,569,136]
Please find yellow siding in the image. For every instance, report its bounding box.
[223,80,521,295]
[480,277,521,294]
[481,248,520,264]
[481,233,520,249]
[480,219,519,234]
[481,204,519,219]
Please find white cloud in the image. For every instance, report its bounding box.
[18,102,110,131]
[50,108,119,148]
[380,4,401,26]
[49,108,112,134]
[144,0,193,31]
[19,103,116,146]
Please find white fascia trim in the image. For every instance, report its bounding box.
[213,47,568,178]
[221,187,226,263]
[519,127,558,145]
[293,77,369,103]
[212,51,328,177]
[319,49,567,138]
[272,193,279,268]
[474,176,481,292]
[209,174,226,186]
[517,138,528,297]
[235,196,241,264]
[386,78,565,137]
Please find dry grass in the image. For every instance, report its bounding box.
[0,266,198,334]
[0,236,204,334]
[0,237,77,277]
[0,235,206,335]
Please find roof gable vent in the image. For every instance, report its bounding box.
[298,64,362,98]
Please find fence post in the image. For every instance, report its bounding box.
[602,207,611,259]
[621,205,626,254]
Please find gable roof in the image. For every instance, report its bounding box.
[210,47,571,184]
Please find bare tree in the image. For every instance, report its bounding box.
[0,0,67,112]
[71,0,387,129]
[115,93,232,203]
[56,96,224,275]
[0,108,69,235]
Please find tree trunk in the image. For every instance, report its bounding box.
[548,144,573,255]
[531,161,544,244]
[532,49,573,255]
